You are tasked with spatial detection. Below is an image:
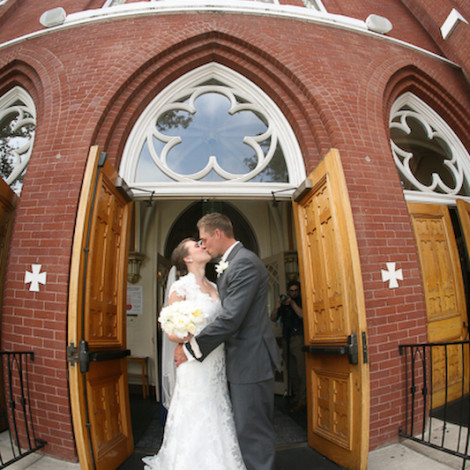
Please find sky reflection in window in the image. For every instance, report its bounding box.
[136,91,288,183]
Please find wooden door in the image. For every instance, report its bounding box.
[68,146,134,470]
[408,203,468,407]
[0,178,18,431]
[292,149,369,470]
[457,199,470,254]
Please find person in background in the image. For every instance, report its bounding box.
[271,280,306,413]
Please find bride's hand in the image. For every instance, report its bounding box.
[174,343,188,367]
[167,332,193,343]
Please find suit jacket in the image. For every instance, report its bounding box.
[194,243,281,384]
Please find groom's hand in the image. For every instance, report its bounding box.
[174,343,189,367]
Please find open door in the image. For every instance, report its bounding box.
[408,203,469,407]
[457,199,470,254]
[292,149,369,469]
[68,146,134,470]
[0,178,18,431]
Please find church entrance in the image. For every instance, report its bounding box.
[126,198,309,455]
[122,150,369,469]
[68,145,370,470]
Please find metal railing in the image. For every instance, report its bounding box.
[399,340,470,470]
[0,352,46,468]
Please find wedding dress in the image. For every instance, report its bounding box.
[143,273,246,470]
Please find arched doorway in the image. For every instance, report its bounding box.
[163,201,259,280]
[69,59,369,469]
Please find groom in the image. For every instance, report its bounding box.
[175,212,281,470]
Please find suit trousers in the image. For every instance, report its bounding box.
[229,379,276,470]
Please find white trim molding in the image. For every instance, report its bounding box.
[0,1,460,68]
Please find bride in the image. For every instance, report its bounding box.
[143,238,246,470]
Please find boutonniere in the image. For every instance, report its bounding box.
[215,260,229,277]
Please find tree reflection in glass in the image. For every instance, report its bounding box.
[136,89,289,183]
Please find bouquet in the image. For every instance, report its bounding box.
[159,300,207,339]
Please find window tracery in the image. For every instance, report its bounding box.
[389,92,470,199]
[0,87,36,195]
[121,63,304,198]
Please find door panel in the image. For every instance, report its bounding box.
[293,149,369,470]
[408,202,468,407]
[457,199,470,259]
[0,178,18,431]
[0,178,17,317]
[68,146,133,470]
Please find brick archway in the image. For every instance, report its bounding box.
[93,31,331,170]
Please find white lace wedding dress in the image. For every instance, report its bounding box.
[143,273,246,470]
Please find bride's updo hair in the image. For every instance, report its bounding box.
[170,237,196,277]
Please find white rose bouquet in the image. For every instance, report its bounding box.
[159,300,207,339]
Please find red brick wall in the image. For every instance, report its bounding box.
[0,0,469,461]
[400,0,470,80]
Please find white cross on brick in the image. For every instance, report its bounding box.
[381,262,403,289]
[25,264,47,292]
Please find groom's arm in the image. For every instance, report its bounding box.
[174,339,201,366]
[191,253,262,359]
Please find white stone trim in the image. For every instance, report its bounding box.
[441,8,468,40]
[403,190,470,205]
[0,2,459,68]
[120,62,305,199]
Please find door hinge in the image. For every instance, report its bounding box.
[66,342,78,366]
[66,340,90,374]
[362,331,368,364]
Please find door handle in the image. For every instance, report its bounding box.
[303,333,358,365]
[89,349,131,362]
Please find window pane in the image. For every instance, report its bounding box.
[136,88,289,183]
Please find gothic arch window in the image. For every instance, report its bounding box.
[0,86,36,195]
[389,92,470,203]
[120,63,305,198]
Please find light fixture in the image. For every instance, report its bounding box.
[39,7,67,28]
[284,251,299,282]
[366,14,393,34]
[128,252,145,284]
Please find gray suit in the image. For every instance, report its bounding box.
[191,243,281,470]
